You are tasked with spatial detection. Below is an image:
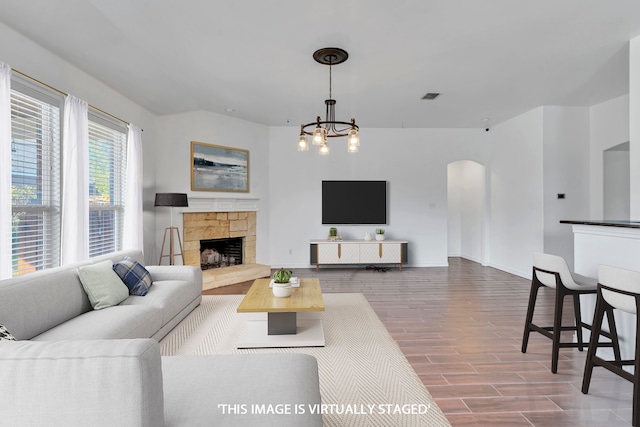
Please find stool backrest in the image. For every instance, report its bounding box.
[533,252,575,289]
[598,265,640,315]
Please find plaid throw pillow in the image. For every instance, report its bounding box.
[112,256,152,296]
[0,324,16,341]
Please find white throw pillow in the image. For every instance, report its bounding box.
[78,260,130,310]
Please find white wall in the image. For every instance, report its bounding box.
[268,127,488,268]
[630,36,640,218]
[460,161,485,263]
[488,108,544,277]
[604,147,630,220]
[542,106,590,269]
[0,22,159,263]
[155,111,271,264]
[589,94,630,218]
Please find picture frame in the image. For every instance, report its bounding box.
[190,141,249,192]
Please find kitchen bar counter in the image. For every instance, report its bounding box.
[560,219,640,229]
[562,220,640,361]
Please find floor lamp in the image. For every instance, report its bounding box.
[155,193,188,265]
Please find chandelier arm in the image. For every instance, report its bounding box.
[301,120,359,136]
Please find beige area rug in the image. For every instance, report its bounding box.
[160,293,450,427]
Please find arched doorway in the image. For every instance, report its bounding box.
[447,160,486,264]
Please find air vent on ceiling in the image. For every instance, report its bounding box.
[421,92,440,100]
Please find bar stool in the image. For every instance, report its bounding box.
[522,252,619,373]
[582,265,637,426]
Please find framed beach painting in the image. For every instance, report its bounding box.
[190,141,249,192]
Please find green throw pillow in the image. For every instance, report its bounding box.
[78,260,130,310]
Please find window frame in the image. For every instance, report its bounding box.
[9,77,64,275]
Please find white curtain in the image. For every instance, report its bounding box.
[123,124,144,251]
[0,63,11,279]
[60,95,89,265]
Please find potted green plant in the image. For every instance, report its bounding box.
[328,227,340,241]
[375,228,385,241]
[272,268,293,297]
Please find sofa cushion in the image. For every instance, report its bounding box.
[0,339,164,427]
[31,305,162,341]
[120,280,200,326]
[162,353,322,427]
[0,267,91,340]
[113,256,152,296]
[0,324,16,341]
[78,260,130,310]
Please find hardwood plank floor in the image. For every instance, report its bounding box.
[203,258,633,426]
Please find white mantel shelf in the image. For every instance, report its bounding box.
[179,197,260,213]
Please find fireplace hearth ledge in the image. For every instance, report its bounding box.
[202,263,271,290]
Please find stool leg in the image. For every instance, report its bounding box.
[522,280,541,353]
[582,292,606,394]
[573,294,585,351]
[606,308,622,365]
[633,312,640,427]
[551,285,566,374]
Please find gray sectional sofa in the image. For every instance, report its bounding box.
[0,250,202,342]
[0,250,323,426]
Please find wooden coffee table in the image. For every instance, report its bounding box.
[236,278,325,348]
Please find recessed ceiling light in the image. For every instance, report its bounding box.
[421,93,440,100]
[225,108,235,113]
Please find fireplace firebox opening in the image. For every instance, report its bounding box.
[200,237,244,270]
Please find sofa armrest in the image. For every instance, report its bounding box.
[146,265,202,287]
[0,339,164,427]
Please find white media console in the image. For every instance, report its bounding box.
[310,240,408,271]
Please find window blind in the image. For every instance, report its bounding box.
[10,89,61,275]
[88,118,126,257]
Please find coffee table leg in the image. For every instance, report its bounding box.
[268,312,297,335]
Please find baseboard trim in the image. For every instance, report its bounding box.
[487,262,530,279]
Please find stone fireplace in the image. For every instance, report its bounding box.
[182,210,269,290]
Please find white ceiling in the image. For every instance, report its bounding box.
[1,0,639,128]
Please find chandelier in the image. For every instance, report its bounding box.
[297,47,360,155]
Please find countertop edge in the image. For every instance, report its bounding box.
[560,220,640,229]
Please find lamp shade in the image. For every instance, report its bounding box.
[154,193,188,207]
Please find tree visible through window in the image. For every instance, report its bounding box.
[88,119,126,257]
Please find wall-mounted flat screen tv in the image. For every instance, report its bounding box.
[322,180,387,224]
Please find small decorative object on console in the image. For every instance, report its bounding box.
[364,232,372,241]
[375,228,385,241]
[327,227,342,241]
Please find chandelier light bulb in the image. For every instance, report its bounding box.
[298,134,309,151]
[313,126,326,145]
[319,143,330,155]
[348,128,359,146]
[347,143,358,153]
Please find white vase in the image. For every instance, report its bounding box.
[272,282,292,298]
[375,234,385,241]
